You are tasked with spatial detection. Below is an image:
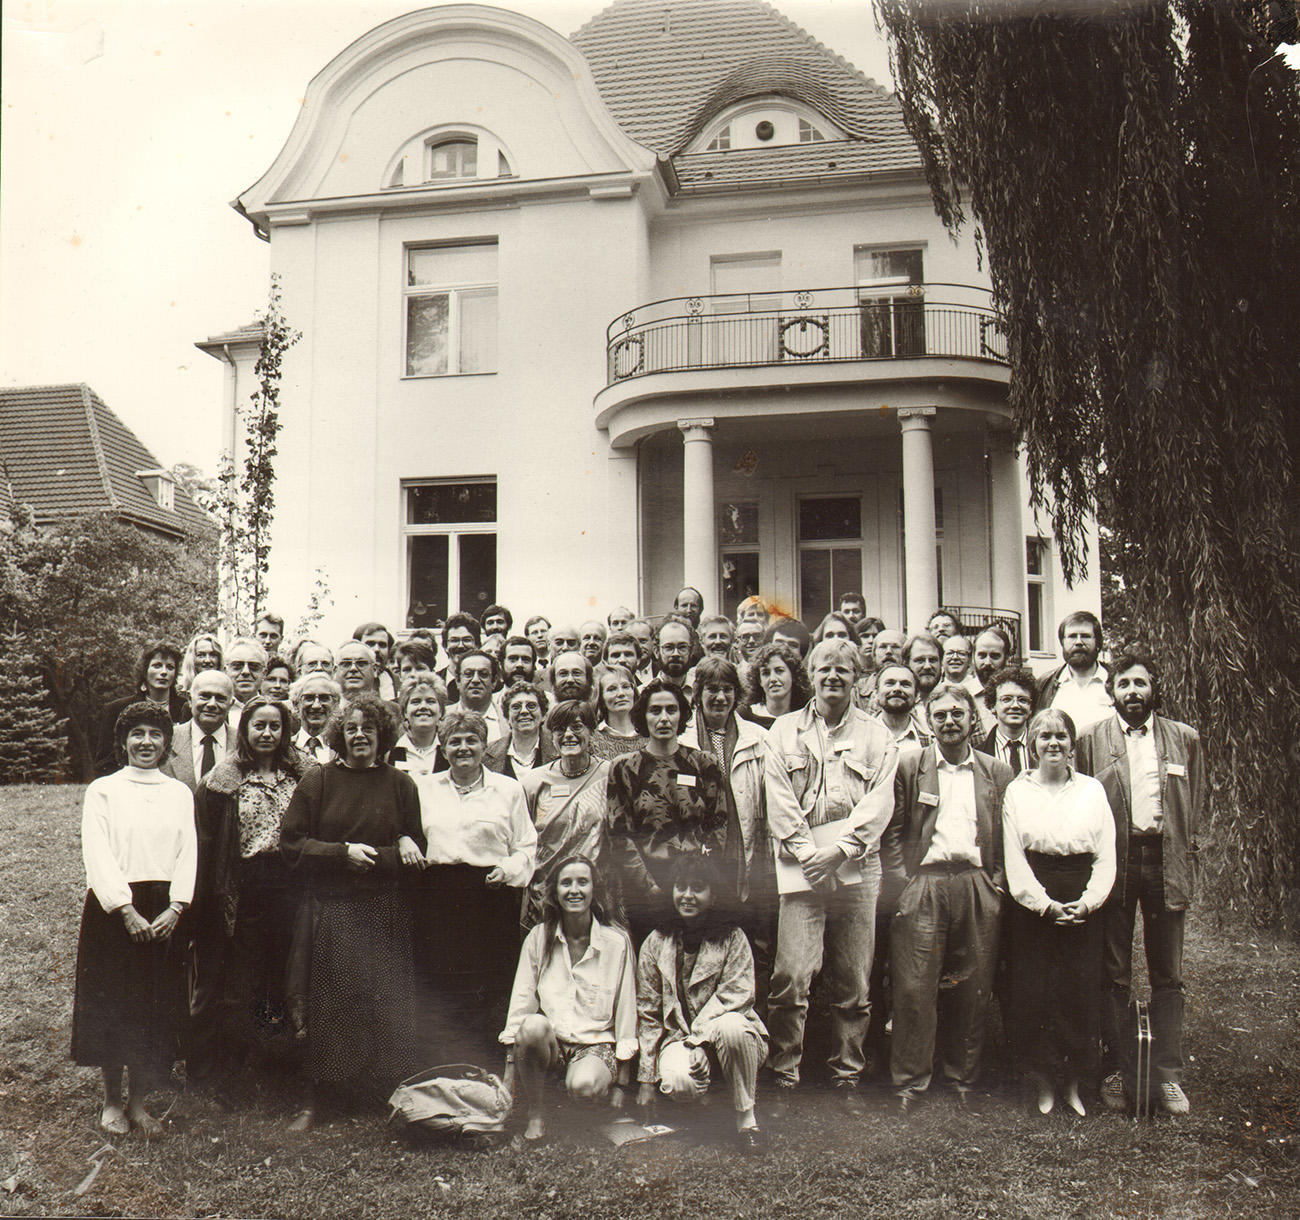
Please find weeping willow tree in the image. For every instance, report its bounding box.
[873,0,1300,924]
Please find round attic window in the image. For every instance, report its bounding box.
[755,120,775,141]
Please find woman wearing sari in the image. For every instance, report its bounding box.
[519,701,612,930]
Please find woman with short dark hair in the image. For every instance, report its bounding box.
[607,679,727,946]
[279,693,425,1128]
[73,702,196,1136]
[191,696,304,1079]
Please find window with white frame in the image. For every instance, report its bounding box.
[404,479,497,627]
[855,246,926,358]
[385,130,514,188]
[1026,536,1051,654]
[404,242,498,377]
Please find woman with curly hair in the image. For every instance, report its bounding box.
[190,696,304,1080]
[500,854,636,1142]
[73,702,196,1136]
[741,642,812,730]
[279,694,425,1127]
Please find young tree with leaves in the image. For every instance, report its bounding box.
[875,0,1300,923]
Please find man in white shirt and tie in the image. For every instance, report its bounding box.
[978,667,1036,777]
[292,673,341,765]
[883,682,1014,1109]
[162,671,234,791]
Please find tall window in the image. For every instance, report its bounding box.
[856,246,925,358]
[405,242,498,376]
[1026,536,1051,654]
[719,501,760,619]
[404,479,497,627]
[798,496,862,624]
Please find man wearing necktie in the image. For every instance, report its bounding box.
[883,682,1013,1110]
[162,671,234,792]
[1076,653,1204,1117]
[291,673,341,765]
[979,667,1036,777]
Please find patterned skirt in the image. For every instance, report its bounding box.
[71,882,186,1078]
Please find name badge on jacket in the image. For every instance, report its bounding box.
[675,773,697,789]
[1167,763,1186,777]
[919,791,939,807]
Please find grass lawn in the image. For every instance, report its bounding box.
[0,784,1296,1219]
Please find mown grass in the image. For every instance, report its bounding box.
[0,784,1296,1218]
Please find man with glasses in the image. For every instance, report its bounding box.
[654,619,696,699]
[292,674,341,765]
[333,640,378,701]
[448,650,505,743]
[978,668,1036,776]
[883,683,1013,1111]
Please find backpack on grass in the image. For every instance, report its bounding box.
[387,1064,512,1136]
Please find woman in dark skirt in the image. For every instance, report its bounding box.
[191,696,304,1079]
[73,702,197,1136]
[412,710,536,1065]
[1002,708,1117,1116]
[279,694,425,1129]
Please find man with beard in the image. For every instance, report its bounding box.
[548,650,595,706]
[480,604,513,639]
[673,586,704,629]
[873,664,933,758]
[978,667,1035,776]
[838,592,868,633]
[654,619,696,699]
[965,627,1013,736]
[578,620,608,667]
[1038,611,1112,732]
[499,636,539,689]
[763,639,899,1115]
[883,683,1012,1111]
[353,621,397,699]
[291,673,341,765]
[1077,653,1203,1117]
[902,633,943,703]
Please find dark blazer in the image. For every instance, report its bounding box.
[1075,713,1204,910]
[95,690,189,776]
[484,729,557,779]
[882,746,1014,901]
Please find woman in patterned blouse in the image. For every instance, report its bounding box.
[192,696,305,1080]
[606,679,728,947]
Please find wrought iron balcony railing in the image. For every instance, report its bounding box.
[605,283,1007,384]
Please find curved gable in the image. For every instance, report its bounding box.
[238,5,654,223]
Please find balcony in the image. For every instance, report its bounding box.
[595,284,1010,447]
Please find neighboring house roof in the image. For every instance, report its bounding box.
[0,384,215,540]
[572,0,921,171]
[194,320,266,354]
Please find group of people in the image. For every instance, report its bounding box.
[71,590,1204,1150]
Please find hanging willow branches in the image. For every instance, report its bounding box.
[873,0,1300,924]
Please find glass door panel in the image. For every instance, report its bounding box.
[458,533,497,620]
[408,535,449,627]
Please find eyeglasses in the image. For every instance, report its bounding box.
[930,709,969,721]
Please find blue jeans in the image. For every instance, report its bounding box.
[767,857,880,1086]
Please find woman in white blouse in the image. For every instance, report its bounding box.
[72,703,197,1137]
[412,710,537,1063]
[501,854,636,1142]
[1002,708,1116,1117]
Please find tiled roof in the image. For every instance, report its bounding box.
[0,384,215,539]
[195,320,266,352]
[571,0,917,158]
[671,138,920,192]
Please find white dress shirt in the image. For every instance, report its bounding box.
[192,723,230,780]
[922,751,982,867]
[500,918,638,1060]
[293,726,335,766]
[1049,664,1114,734]
[448,700,505,744]
[419,769,537,886]
[1123,716,1163,833]
[1003,769,1117,913]
[991,728,1029,775]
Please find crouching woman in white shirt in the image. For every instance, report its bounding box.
[500,855,636,1142]
[72,703,197,1137]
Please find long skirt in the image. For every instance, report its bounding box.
[305,887,416,1088]
[72,881,186,1082]
[1005,852,1102,1082]
[412,864,522,1066]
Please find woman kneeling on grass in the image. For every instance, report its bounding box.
[635,853,768,1153]
[73,702,197,1136]
[500,855,637,1142]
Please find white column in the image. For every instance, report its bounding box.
[899,407,938,635]
[678,417,718,613]
[987,429,1028,655]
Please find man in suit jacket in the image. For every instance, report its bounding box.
[1034,610,1113,731]
[977,666,1036,776]
[1076,652,1204,1116]
[162,670,235,792]
[882,682,1014,1108]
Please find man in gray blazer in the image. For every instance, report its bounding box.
[1076,652,1204,1116]
[883,682,1013,1110]
[163,671,234,792]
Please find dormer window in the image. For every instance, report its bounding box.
[384,127,515,189]
[136,469,175,511]
[692,99,844,154]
